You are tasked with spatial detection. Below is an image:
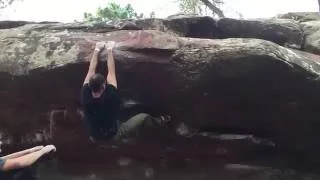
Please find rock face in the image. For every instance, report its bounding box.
[1,15,320,163]
[134,16,218,39]
[0,21,35,29]
[301,20,320,54]
[134,17,304,50]
[217,18,303,49]
[274,12,320,55]
[277,12,320,22]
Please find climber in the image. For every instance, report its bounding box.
[81,41,170,142]
[0,145,56,171]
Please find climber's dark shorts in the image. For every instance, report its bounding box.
[88,113,152,141]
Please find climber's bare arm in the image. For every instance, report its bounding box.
[1,146,43,160]
[1,145,56,171]
[106,42,117,88]
[83,42,105,85]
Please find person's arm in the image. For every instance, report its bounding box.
[106,42,117,88]
[83,42,105,85]
[1,146,43,160]
[1,145,56,171]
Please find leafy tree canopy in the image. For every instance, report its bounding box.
[84,2,143,22]
[179,0,225,17]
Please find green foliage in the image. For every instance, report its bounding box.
[179,0,224,17]
[0,0,16,9]
[84,2,143,22]
[179,0,203,15]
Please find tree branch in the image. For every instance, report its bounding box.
[200,0,225,18]
[213,0,223,4]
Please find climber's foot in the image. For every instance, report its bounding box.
[154,115,171,127]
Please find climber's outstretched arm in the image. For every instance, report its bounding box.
[1,145,56,171]
[106,42,117,88]
[1,146,43,160]
[83,42,105,85]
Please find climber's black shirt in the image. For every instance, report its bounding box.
[81,83,121,140]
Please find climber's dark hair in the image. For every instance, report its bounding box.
[89,73,105,93]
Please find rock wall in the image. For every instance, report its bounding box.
[1,14,320,162]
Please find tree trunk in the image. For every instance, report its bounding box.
[318,0,320,12]
[200,0,225,18]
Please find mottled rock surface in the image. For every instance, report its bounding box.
[301,20,320,54]
[1,14,320,174]
[217,18,304,49]
[0,19,320,161]
[277,12,320,22]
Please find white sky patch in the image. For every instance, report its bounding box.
[0,0,318,22]
[223,0,318,19]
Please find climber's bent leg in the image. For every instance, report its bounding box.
[115,113,170,139]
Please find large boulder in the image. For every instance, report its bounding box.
[0,22,320,162]
[0,21,35,29]
[301,20,320,54]
[134,16,218,38]
[133,17,305,50]
[217,18,304,49]
[275,12,320,55]
[1,16,306,50]
[277,12,320,22]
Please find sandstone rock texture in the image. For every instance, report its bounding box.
[277,12,320,22]
[276,12,320,55]
[1,14,320,163]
